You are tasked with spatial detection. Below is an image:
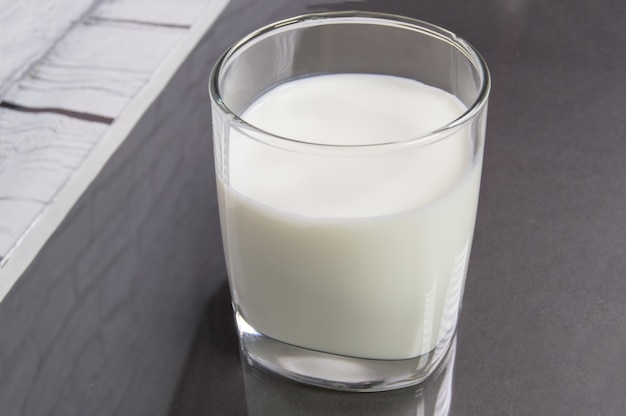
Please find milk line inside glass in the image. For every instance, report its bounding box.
[217,73,481,360]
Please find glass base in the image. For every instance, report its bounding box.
[235,311,455,392]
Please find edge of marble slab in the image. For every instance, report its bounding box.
[0,0,230,303]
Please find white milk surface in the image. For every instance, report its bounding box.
[217,74,481,360]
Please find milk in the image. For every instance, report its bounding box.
[217,74,481,360]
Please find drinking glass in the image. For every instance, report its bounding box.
[209,11,490,391]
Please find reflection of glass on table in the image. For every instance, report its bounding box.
[242,337,457,416]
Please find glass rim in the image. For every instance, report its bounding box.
[209,11,491,150]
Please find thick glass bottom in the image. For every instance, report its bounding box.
[235,311,455,392]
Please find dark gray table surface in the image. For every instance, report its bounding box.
[170,0,626,415]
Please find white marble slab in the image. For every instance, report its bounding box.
[2,22,185,119]
[92,0,207,26]
[0,0,98,94]
[0,0,230,302]
[0,109,106,203]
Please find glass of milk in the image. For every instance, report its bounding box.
[209,11,490,391]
